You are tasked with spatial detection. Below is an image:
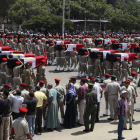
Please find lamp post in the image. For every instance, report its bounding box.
[62,0,65,37]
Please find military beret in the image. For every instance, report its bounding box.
[90,77,95,80]
[76,38,79,41]
[73,47,76,49]
[85,52,88,55]
[118,45,122,47]
[7,39,10,42]
[50,43,54,46]
[97,55,101,57]
[124,80,130,84]
[3,58,7,61]
[84,39,87,42]
[62,46,65,49]
[19,107,28,113]
[111,75,116,78]
[42,59,46,63]
[16,61,21,64]
[124,57,128,60]
[105,73,110,77]
[54,78,61,81]
[81,77,87,80]
[134,56,139,59]
[50,39,53,41]
[39,80,45,84]
[3,84,10,88]
[28,61,32,65]
[61,36,64,39]
[20,83,27,86]
[116,57,120,60]
[71,77,76,80]
[19,40,22,42]
[131,71,137,75]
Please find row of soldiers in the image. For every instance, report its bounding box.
[0,55,47,91]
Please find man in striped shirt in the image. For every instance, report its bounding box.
[114,90,131,140]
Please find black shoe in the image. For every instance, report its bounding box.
[83,129,89,132]
[123,128,127,130]
[90,129,93,132]
[129,128,132,130]
[44,126,46,129]
[132,119,135,121]
[103,114,109,116]
[121,137,125,139]
[107,118,114,121]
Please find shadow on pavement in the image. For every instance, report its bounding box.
[98,120,112,123]
[133,121,140,125]
[71,131,88,136]
[108,130,117,134]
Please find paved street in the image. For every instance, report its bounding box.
[34,65,140,140]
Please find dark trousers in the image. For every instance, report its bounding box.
[12,112,19,120]
[84,105,97,131]
[96,103,100,122]
[118,115,125,140]
[35,107,43,133]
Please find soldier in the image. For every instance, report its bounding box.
[60,46,67,71]
[117,45,124,53]
[121,57,130,81]
[49,43,55,65]
[20,83,29,101]
[38,59,47,87]
[54,78,65,124]
[13,59,24,89]
[55,49,61,71]
[113,57,121,82]
[70,47,78,71]
[6,60,13,89]
[83,83,97,132]
[0,58,7,86]
[131,56,139,79]
[10,107,33,140]
[18,40,23,51]
[81,51,89,78]
[23,61,34,91]
[103,73,111,116]
[105,75,121,120]
[94,55,102,79]
[78,53,82,77]
[87,56,94,78]
[106,60,113,76]
[124,44,131,52]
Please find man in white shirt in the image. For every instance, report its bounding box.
[9,89,24,120]
[90,78,102,122]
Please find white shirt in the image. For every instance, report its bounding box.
[93,84,102,103]
[10,94,24,113]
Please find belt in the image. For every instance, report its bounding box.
[1,72,5,74]
[14,77,20,79]
[132,67,137,69]
[50,53,54,54]
[88,65,93,66]
[56,57,60,58]
[107,69,112,70]
[61,57,65,58]
[122,68,127,70]
[6,75,12,77]
[82,63,86,64]
[113,69,117,70]
[109,94,118,96]
[72,58,76,59]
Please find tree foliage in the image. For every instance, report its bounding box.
[0,0,140,31]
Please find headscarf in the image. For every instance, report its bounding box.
[65,83,76,100]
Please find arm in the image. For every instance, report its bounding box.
[9,89,17,94]
[18,59,24,66]
[114,108,118,120]
[43,99,48,107]
[133,95,136,104]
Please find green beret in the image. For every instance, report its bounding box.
[88,83,93,86]
[111,75,116,78]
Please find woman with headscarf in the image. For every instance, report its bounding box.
[64,82,76,128]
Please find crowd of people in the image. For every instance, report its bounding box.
[0,32,139,140]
